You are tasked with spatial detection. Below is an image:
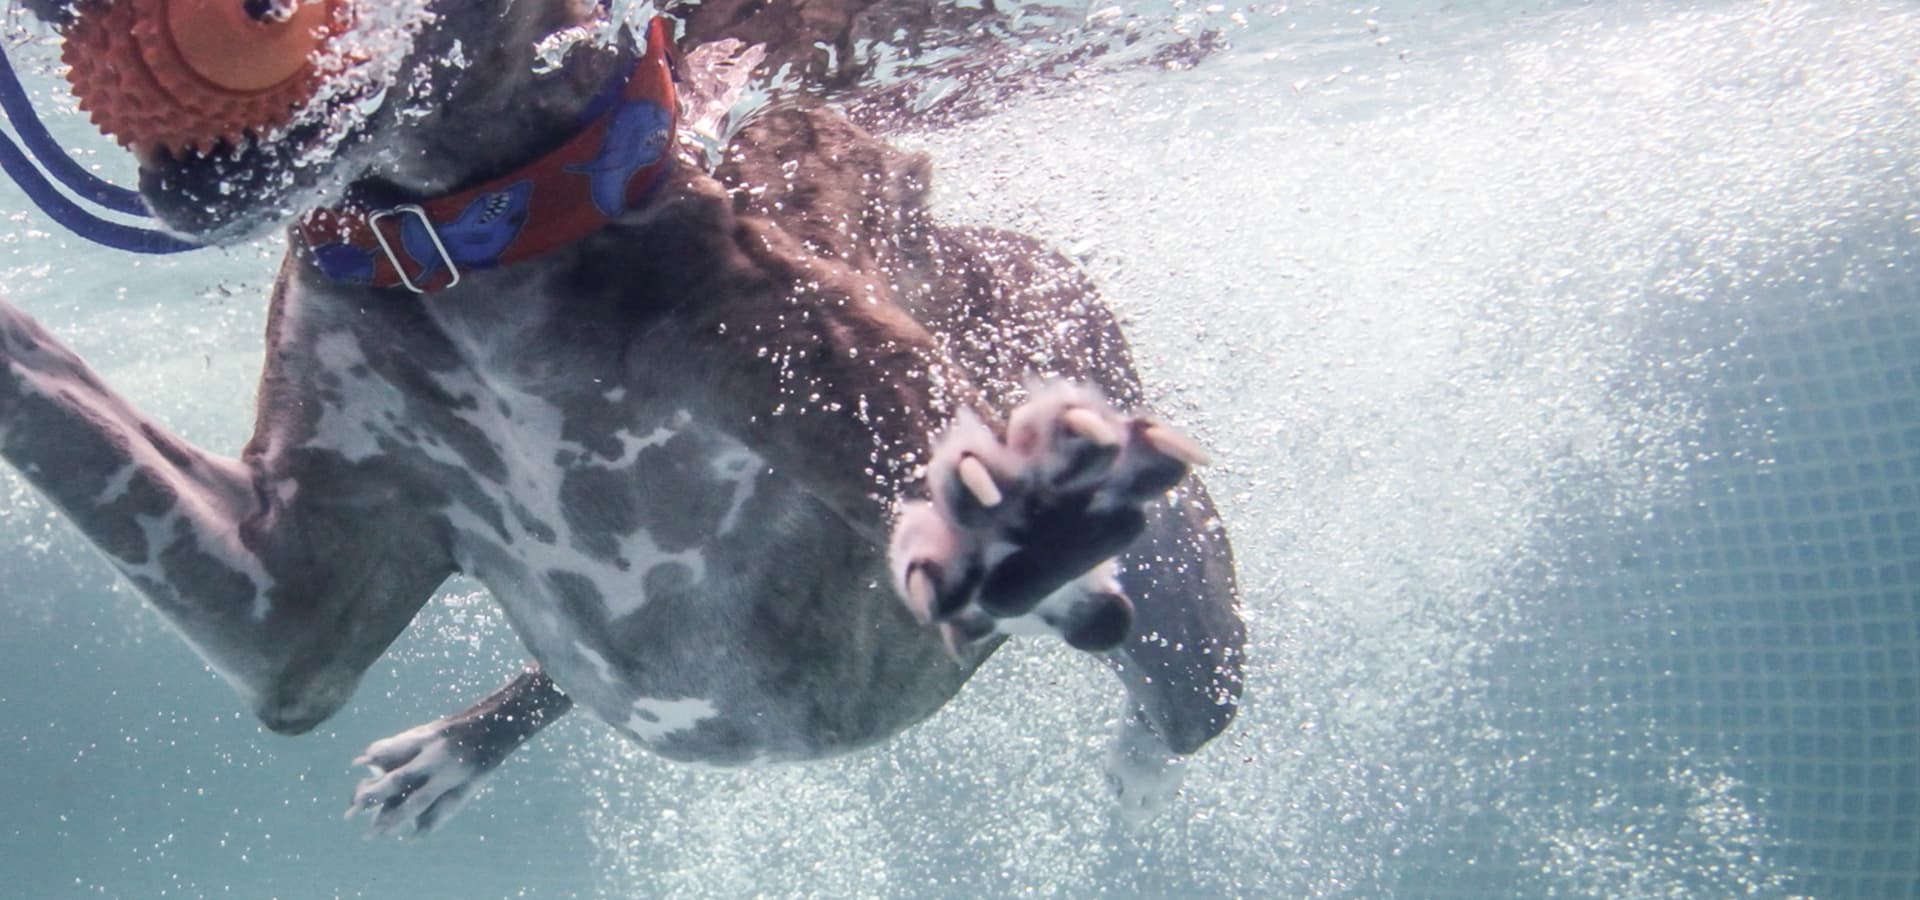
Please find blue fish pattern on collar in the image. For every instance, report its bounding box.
[401,181,536,278]
[566,100,673,218]
[311,241,376,284]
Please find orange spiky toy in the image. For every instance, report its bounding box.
[62,0,349,156]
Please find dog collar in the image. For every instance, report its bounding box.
[297,17,679,294]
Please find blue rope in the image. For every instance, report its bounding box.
[0,46,148,216]
[0,45,199,254]
[0,129,198,253]
[0,0,635,255]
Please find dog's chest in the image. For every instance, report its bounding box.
[456,390,763,585]
[304,322,803,732]
[434,381,809,741]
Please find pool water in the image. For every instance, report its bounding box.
[1,0,1916,896]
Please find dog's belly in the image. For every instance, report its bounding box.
[431,400,960,765]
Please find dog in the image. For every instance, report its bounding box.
[4,0,1244,833]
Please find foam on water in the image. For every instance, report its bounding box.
[0,0,1915,896]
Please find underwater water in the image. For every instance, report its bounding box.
[1,0,1917,896]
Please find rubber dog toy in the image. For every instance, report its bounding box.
[62,0,347,155]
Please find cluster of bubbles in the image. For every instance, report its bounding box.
[0,0,1914,896]
[570,1,1919,894]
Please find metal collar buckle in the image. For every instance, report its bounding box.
[367,204,460,294]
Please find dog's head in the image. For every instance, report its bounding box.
[26,0,615,243]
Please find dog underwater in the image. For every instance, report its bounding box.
[0,0,1245,834]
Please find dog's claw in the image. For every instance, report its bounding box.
[939,622,967,662]
[957,454,1002,508]
[903,565,939,625]
[1064,406,1121,447]
[1140,423,1210,468]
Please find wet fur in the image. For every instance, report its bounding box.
[1,0,1244,832]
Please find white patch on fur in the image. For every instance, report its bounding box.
[116,500,277,620]
[306,331,405,463]
[410,370,733,723]
[588,409,690,470]
[623,696,718,742]
[93,463,138,506]
[603,535,705,620]
[117,508,181,586]
[710,442,763,535]
[576,642,622,686]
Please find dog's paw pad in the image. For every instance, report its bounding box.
[889,381,1201,652]
[1059,589,1135,652]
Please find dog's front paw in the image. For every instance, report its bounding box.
[888,382,1207,655]
[345,719,492,837]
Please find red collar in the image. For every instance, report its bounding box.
[298,17,679,294]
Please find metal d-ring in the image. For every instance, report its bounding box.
[367,204,460,294]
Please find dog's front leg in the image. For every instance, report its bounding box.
[348,667,572,836]
[0,297,453,732]
[675,251,1205,656]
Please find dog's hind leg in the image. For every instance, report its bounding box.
[1102,475,1245,820]
[348,666,572,836]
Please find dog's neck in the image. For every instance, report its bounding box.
[367,0,630,198]
[294,7,683,299]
